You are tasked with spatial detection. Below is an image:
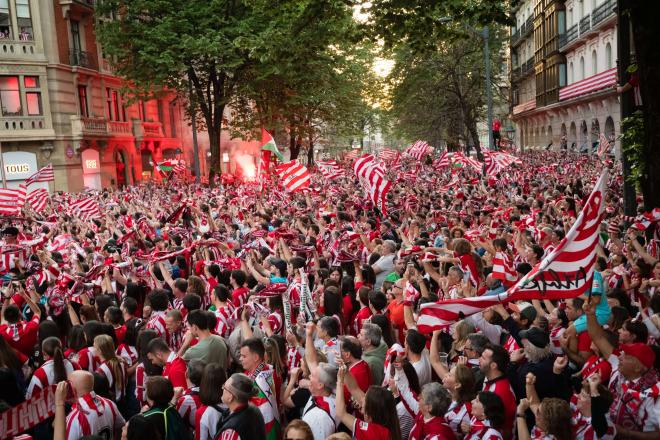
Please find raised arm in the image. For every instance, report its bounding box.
[429,329,449,379]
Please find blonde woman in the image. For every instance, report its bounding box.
[448,320,476,363]
[94,334,127,401]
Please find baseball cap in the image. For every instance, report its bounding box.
[518,327,550,348]
[510,301,537,322]
[620,343,656,370]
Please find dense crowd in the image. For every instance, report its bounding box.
[1,149,659,440]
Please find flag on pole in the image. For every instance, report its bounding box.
[353,154,391,215]
[274,160,310,192]
[261,128,283,162]
[24,164,54,187]
[0,185,26,215]
[597,133,611,157]
[405,140,432,160]
[417,169,608,333]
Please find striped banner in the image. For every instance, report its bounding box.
[274,160,311,192]
[417,168,608,333]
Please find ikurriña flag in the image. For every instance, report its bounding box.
[417,168,609,333]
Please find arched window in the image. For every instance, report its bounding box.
[579,56,585,80]
[605,43,612,69]
[591,50,598,75]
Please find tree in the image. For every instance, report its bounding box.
[623,1,660,210]
[363,0,511,52]
[95,0,359,182]
[387,28,506,158]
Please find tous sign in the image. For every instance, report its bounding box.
[5,164,31,175]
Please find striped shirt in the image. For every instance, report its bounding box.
[66,392,125,440]
[195,404,224,440]
[96,360,128,401]
[176,387,201,429]
[26,359,76,398]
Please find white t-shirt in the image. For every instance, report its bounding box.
[412,350,432,386]
[302,395,337,440]
[373,254,395,289]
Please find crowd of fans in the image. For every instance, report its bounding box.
[1,149,659,440]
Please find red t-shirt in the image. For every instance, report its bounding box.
[0,315,40,356]
[342,295,354,326]
[352,307,372,336]
[163,353,188,389]
[114,325,127,345]
[353,419,390,440]
[577,331,592,353]
[231,287,250,307]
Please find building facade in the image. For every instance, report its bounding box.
[0,0,225,191]
[510,0,618,154]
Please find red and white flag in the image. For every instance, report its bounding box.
[377,148,400,162]
[597,133,611,158]
[0,185,27,216]
[417,169,608,333]
[491,251,518,287]
[484,151,522,176]
[275,160,311,192]
[27,188,49,213]
[354,154,391,215]
[24,163,54,187]
[69,197,101,221]
[405,140,432,160]
[316,160,345,181]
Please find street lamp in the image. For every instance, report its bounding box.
[439,17,495,152]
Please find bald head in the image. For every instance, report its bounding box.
[68,370,94,397]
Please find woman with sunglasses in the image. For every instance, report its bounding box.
[336,362,402,440]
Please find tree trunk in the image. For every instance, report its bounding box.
[289,129,301,160]
[207,127,221,186]
[630,3,660,210]
[307,135,314,166]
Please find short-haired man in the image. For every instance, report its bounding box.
[216,373,267,439]
[147,337,187,389]
[175,359,205,429]
[230,270,250,307]
[358,323,387,386]
[406,328,432,386]
[339,335,371,411]
[479,344,516,440]
[211,284,235,338]
[182,310,228,369]
[239,337,280,439]
[142,376,191,440]
[0,288,42,356]
[316,316,341,366]
[146,289,170,338]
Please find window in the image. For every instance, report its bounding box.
[591,50,598,75]
[558,11,566,34]
[24,75,40,115]
[112,90,120,121]
[568,8,573,27]
[106,87,112,120]
[157,99,164,123]
[78,85,88,117]
[140,100,147,121]
[71,20,81,52]
[605,43,612,69]
[579,56,585,80]
[559,64,567,87]
[16,0,32,41]
[169,101,177,137]
[569,62,574,84]
[0,0,11,39]
[0,76,21,116]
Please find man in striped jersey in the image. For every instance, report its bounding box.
[65,370,125,440]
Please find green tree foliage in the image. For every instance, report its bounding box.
[387,26,507,158]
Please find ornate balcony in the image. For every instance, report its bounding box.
[560,0,616,50]
[0,115,55,140]
[133,120,163,139]
[71,115,107,137]
[70,49,98,70]
[108,121,131,135]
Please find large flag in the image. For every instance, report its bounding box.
[405,140,432,160]
[417,169,608,333]
[316,160,345,181]
[353,154,391,215]
[0,185,27,216]
[274,160,310,192]
[484,151,522,176]
[597,133,611,157]
[27,188,49,213]
[25,164,54,187]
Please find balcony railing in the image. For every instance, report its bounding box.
[70,49,98,70]
[592,0,616,27]
[510,16,534,46]
[133,120,164,138]
[108,121,131,135]
[0,116,47,131]
[579,15,592,34]
[560,3,616,50]
[0,38,38,58]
